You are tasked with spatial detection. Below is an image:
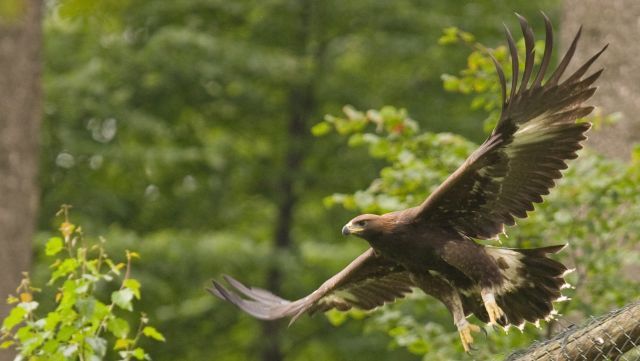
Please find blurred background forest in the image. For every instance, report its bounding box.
[1,0,640,360]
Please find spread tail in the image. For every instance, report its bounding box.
[464,244,571,328]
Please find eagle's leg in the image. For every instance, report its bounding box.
[481,288,505,326]
[412,272,481,353]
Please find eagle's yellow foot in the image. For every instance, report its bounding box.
[457,321,481,353]
[482,291,505,325]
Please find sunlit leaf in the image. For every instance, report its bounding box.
[114,338,132,350]
[50,258,79,283]
[325,310,347,327]
[132,347,146,360]
[45,237,64,256]
[142,326,165,342]
[123,279,141,300]
[2,306,27,331]
[0,340,14,349]
[111,289,134,311]
[44,312,62,332]
[311,122,332,136]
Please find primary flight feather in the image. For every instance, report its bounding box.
[210,14,606,352]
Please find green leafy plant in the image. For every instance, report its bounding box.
[1,206,165,360]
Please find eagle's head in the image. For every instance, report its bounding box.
[342,214,387,241]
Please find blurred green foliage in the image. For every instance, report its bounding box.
[31,0,640,360]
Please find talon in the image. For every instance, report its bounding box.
[480,325,488,338]
[487,302,505,325]
[482,291,505,326]
[457,322,481,353]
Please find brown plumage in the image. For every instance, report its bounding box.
[210,14,606,352]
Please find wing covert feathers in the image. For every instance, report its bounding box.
[415,14,606,240]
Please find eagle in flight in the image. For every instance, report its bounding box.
[210,14,606,352]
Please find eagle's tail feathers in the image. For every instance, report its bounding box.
[478,244,569,328]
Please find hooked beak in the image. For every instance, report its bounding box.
[342,221,365,236]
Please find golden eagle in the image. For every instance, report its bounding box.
[210,14,606,352]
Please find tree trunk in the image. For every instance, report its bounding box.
[262,82,316,361]
[261,2,317,361]
[0,0,42,360]
[561,0,640,160]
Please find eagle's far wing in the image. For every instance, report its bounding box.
[209,248,414,324]
[412,14,606,240]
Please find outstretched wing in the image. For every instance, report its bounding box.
[209,248,414,323]
[413,14,606,240]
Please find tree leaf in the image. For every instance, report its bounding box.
[111,289,134,311]
[61,343,78,358]
[86,336,107,357]
[56,325,75,342]
[1,306,27,331]
[132,347,146,360]
[408,339,429,355]
[45,237,64,256]
[44,311,62,331]
[108,317,130,339]
[50,258,79,283]
[142,326,165,342]
[325,310,347,327]
[105,259,122,275]
[114,338,132,350]
[311,122,331,136]
[0,341,14,349]
[123,279,141,300]
[76,297,96,318]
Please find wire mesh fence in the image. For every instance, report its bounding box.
[507,301,640,361]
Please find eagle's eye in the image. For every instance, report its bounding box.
[356,220,368,227]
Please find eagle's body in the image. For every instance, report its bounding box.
[210,14,606,352]
[364,212,497,290]
[341,208,568,339]
[354,211,484,291]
